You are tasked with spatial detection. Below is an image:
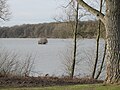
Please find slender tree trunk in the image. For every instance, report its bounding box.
[95,41,107,79]
[92,0,103,79]
[105,0,120,83]
[92,20,100,79]
[71,2,79,78]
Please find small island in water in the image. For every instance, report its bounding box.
[38,38,48,44]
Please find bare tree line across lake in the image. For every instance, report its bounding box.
[0,21,105,38]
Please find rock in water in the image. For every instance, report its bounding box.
[38,38,48,44]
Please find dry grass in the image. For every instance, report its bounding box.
[0,76,103,87]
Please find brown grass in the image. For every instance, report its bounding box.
[0,76,103,87]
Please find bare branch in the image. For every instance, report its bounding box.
[76,0,105,23]
[0,0,10,21]
[62,0,73,8]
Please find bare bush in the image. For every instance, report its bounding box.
[60,40,83,77]
[60,46,73,76]
[0,49,35,77]
[83,43,106,79]
[19,54,35,77]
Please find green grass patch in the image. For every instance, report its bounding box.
[0,84,120,90]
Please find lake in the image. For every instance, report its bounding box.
[0,38,105,78]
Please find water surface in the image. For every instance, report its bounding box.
[0,38,105,77]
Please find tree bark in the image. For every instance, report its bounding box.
[77,0,120,84]
[104,0,120,84]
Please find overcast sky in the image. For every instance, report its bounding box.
[0,0,99,27]
[1,0,68,26]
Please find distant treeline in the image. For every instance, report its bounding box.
[0,21,105,38]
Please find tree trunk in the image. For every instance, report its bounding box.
[92,0,103,79]
[71,2,79,78]
[77,0,120,84]
[105,0,120,83]
[95,41,107,79]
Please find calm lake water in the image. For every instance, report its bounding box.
[0,38,105,78]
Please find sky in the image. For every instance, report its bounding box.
[1,0,68,26]
[0,0,99,27]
